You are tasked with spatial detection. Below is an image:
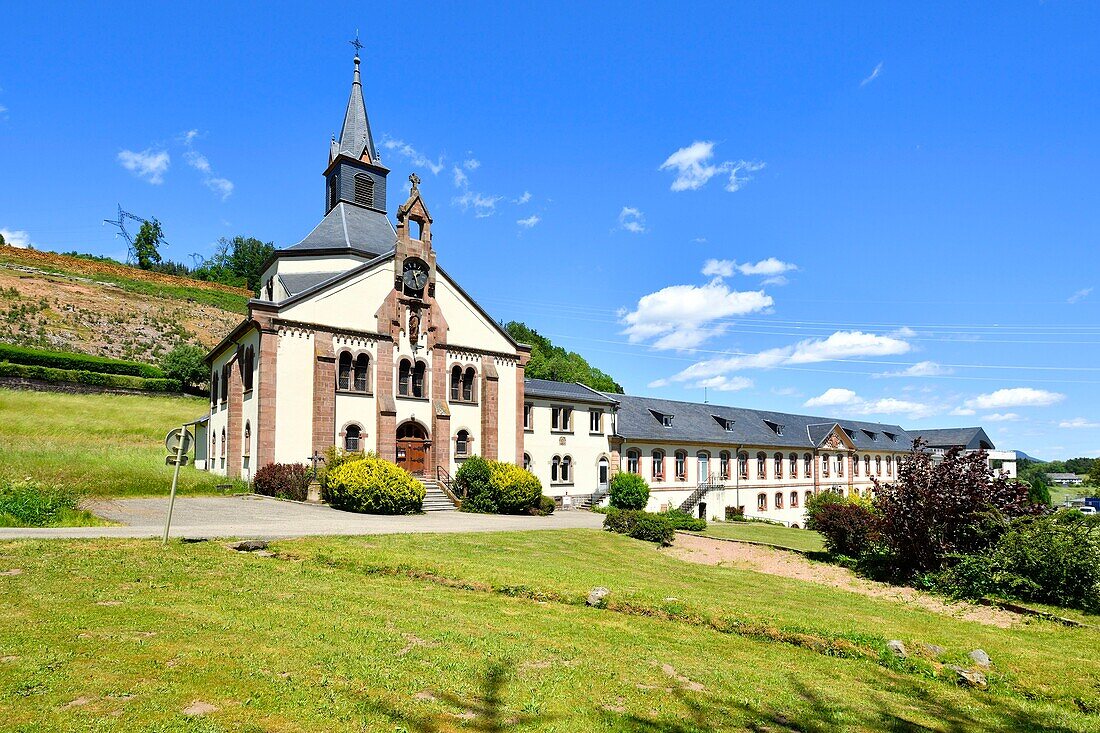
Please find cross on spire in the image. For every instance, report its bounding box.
[409,173,421,192]
[349,30,363,57]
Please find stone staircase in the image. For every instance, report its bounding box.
[421,479,458,512]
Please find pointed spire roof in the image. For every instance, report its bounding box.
[333,53,379,165]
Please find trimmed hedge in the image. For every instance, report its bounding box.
[326,454,424,515]
[252,463,311,502]
[0,361,181,393]
[609,472,650,510]
[663,509,707,531]
[0,343,165,378]
[603,508,675,546]
[457,456,542,514]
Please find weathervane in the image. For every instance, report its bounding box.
[349,30,363,57]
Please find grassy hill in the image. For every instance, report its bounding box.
[0,389,234,497]
[1,531,1097,730]
[0,247,248,364]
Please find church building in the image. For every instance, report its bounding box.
[199,52,1009,524]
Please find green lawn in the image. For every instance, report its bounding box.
[1,530,1097,731]
[0,389,233,498]
[698,521,827,552]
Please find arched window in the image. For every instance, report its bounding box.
[652,450,665,480]
[265,278,274,301]
[398,359,411,396]
[523,453,531,471]
[626,449,640,474]
[210,433,216,470]
[836,454,844,477]
[338,352,352,391]
[354,354,370,392]
[821,454,830,477]
[455,429,470,457]
[220,365,229,402]
[789,453,798,478]
[675,450,687,480]
[719,451,731,480]
[353,173,374,207]
[875,455,882,475]
[774,452,783,479]
[462,367,475,402]
[865,455,871,475]
[738,452,749,479]
[551,455,560,482]
[412,361,426,398]
[886,455,893,476]
[790,490,799,508]
[805,490,814,505]
[210,370,218,405]
[853,454,860,476]
[774,492,784,509]
[344,424,361,452]
[243,421,251,456]
[804,453,812,477]
[450,365,462,401]
[757,452,767,479]
[757,493,767,511]
[327,175,338,210]
[561,456,572,483]
[242,346,255,391]
[220,428,226,458]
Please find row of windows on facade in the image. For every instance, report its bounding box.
[338,424,474,457]
[335,352,479,402]
[209,346,256,404]
[329,173,374,210]
[523,404,604,434]
[518,453,575,484]
[753,486,876,512]
[208,421,252,469]
[623,449,905,482]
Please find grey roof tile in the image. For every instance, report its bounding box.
[906,427,994,450]
[524,379,618,405]
[277,271,347,296]
[287,202,396,256]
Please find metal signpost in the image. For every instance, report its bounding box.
[163,426,193,544]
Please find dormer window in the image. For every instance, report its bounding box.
[764,420,785,436]
[842,428,856,440]
[884,431,898,443]
[863,430,879,442]
[662,414,673,428]
[713,415,735,432]
[353,173,374,207]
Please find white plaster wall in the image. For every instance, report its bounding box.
[239,328,261,482]
[523,399,612,498]
[335,392,377,451]
[206,349,232,476]
[274,329,315,465]
[280,264,394,332]
[434,273,514,353]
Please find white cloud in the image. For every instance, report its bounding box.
[463,158,480,170]
[861,62,884,87]
[184,150,211,173]
[204,177,234,201]
[983,413,1021,422]
[453,189,502,218]
[0,104,8,119]
[950,407,976,416]
[761,275,789,287]
[666,329,913,383]
[647,378,669,389]
[1068,287,1092,304]
[381,138,444,175]
[514,191,532,205]
[694,375,754,392]
[805,388,859,407]
[182,129,200,144]
[878,360,954,378]
[452,166,468,188]
[700,257,797,279]
[618,207,646,234]
[771,386,801,397]
[517,214,540,228]
[0,228,32,248]
[1059,417,1100,429]
[803,388,935,419]
[117,148,170,184]
[701,259,734,277]
[965,387,1065,410]
[659,141,765,193]
[737,257,797,276]
[620,278,774,351]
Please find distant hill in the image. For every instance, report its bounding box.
[0,246,248,364]
[505,321,623,394]
[1015,450,1045,463]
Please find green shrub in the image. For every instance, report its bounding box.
[160,344,208,391]
[252,463,311,502]
[0,361,181,393]
[0,478,79,526]
[532,495,556,516]
[608,472,649,510]
[325,454,424,515]
[0,343,164,378]
[664,509,707,531]
[458,457,541,514]
[319,446,365,503]
[603,508,675,546]
[805,494,881,557]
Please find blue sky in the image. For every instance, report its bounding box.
[2,2,1098,459]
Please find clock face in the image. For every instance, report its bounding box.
[402,259,429,292]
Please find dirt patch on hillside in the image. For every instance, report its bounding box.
[665,533,1018,628]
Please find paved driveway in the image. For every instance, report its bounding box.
[0,495,605,540]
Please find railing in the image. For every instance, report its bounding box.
[436,465,461,500]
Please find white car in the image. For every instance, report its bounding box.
[1077,506,1097,515]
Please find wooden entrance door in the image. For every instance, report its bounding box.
[396,422,429,476]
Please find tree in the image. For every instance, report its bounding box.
[1017,459,1052,505]
[194,236,275,292]
[872,441,1040,580]
[1090,461,1100,487]
[0,231,6,246]
[132,218,165,270]
[160,344,208,392]
[608,472,649,510]
[505,321,623,393]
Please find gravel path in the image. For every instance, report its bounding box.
[0,495,604,541]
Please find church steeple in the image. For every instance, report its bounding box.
[332,48,379,165]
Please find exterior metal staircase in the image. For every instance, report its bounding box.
[678,477,720,514]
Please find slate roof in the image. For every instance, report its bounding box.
[286,202,397,256]
[906,427,994,451]
[333,56,378,164]
[609,392,914,451]
[277,271,348,297]
[1047,473,1083,481]
[525,379,618,405]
